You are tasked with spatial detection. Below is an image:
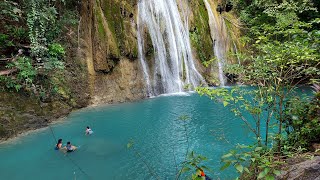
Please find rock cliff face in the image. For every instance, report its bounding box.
[0,92,72,139]
[80,0,145,105]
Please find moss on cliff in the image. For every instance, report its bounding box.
[100,0,138,59]
[95,8,106,38]
[0,91,72,139]
[223,12,242,65]
[189,0,214,63]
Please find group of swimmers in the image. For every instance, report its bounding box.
[54,126,93,152]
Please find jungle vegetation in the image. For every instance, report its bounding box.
[0,0,80,101]
[197,0,320,179]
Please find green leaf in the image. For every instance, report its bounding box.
[220,162,231,171]
[266,175,275,180]
[273,170,281,176]
[257,171,267,179]
[223,101,229,107]
[127,140,134,149]
[221,153,233,159]
[180,166,191,173]
[235,163,243,173]
[255,147,263,151]
[198,155,208,161]
[244,167,250,174]
[13,8,21,15]
[127,142,132,149]
[264,168,270,174]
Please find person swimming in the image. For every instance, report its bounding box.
[197,168,212,180]
[55,139,63,150]
[66,141,77,152]
[85,126,93,135]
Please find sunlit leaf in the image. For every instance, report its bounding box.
[257,171,267,179]
[266,175,275,180]
[235,164,243,173]
[221,153,233,159]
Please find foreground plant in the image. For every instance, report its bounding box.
[221,144,283,179]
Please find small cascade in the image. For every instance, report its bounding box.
[137,0,205,96]
[203,0,228,86]
[137,21,152,96]
[233,41,241,65]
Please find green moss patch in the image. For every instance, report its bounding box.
[190,1,214,63]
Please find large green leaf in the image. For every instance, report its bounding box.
[273,170,281,176]
[266,175,275,180]
[257,171,267,179]
[221,153,233,159]
[235,163,244,173]
[220,162,231,171]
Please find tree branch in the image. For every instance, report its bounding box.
[0,68,17,76]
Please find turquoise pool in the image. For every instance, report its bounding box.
[0,92,256,180]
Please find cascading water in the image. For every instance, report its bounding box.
[137,0,205,96]
[203,0,228,86]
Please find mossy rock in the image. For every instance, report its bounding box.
[189,0,214,63]
[0,125,8,138]
[100,0,138,59]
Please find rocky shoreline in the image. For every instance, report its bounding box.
[0,117,67,144]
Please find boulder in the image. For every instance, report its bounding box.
[277,156,320,180]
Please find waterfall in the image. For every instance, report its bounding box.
[233,41,241,65]
[203,0,228,86]
[137,0,205,96]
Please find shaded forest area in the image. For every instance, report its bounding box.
[0,0,89,139]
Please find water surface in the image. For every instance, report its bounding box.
[0,92,255,180]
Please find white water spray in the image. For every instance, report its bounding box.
[203,0,228,86]
[137,0,205,96]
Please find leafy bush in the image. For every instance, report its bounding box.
[46,43,65,70]
[0,1,21,22]
[0,0,77,98]
[284,91,320,149]
[221,144,283,180]
[3,57,37,91]
[190,29,207,62]
[0,33,14,49]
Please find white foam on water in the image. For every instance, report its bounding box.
[157,92,191,97]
